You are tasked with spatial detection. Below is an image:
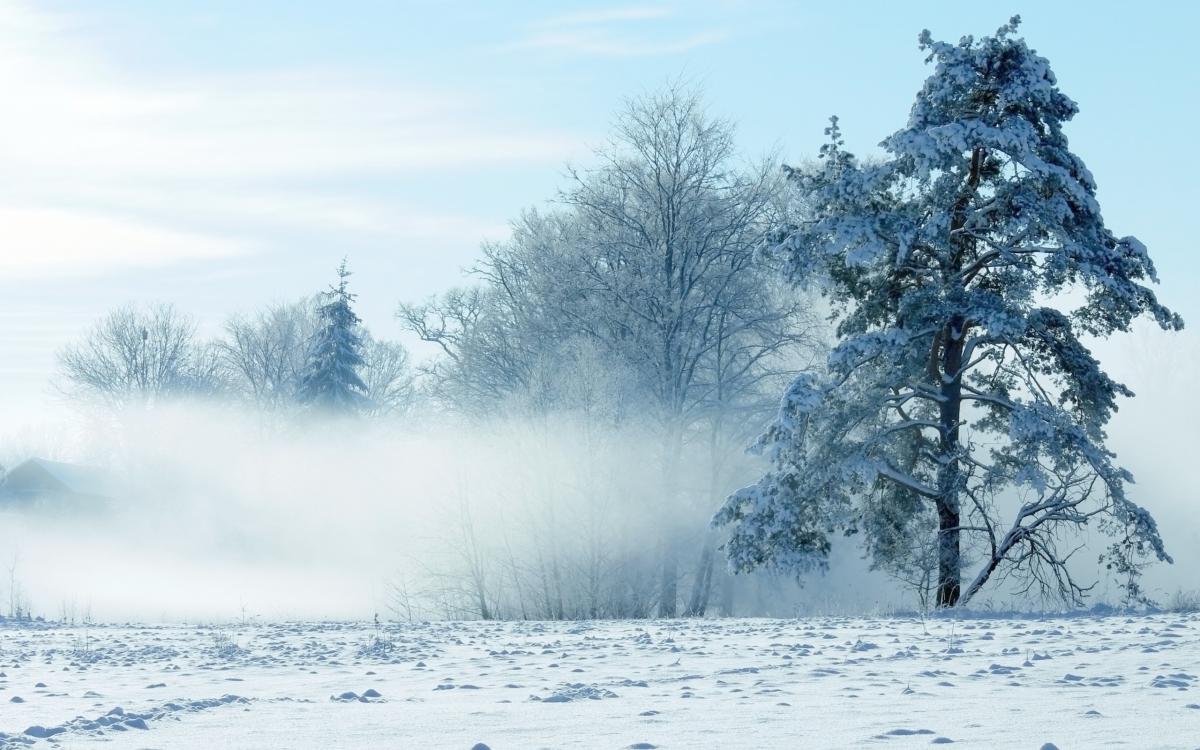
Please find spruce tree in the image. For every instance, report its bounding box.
[298,260,369,414]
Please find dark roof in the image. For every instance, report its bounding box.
[1,458,122,499]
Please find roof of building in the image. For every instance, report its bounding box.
[1,457,123,499]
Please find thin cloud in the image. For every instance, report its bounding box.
[507,4,725,58]
[0,65,579,181]
[533,6,674,28]
[0,208,248,279]
[510,29,726,57]
[0,1,581,279]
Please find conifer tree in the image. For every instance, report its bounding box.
[298,260,369,414]
[716,18,1183,607]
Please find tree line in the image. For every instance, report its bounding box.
[58,262,414,419]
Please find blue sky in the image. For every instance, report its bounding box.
[2,0,1198,427]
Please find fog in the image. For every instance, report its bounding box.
[2,307,1195,623]
[2,323,1196,624]
[0,402,829,622]
[1095,324,1200,602]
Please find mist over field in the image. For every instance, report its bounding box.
[2,323,1197,623]
[0,401,863,622]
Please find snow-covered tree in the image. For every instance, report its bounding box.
[401,87,821,617]
[398,211,581,417]
[715,18,1183,608]
[562,86,819,616]
[298,261,369,414]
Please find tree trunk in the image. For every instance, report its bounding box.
[684,532,716,617]
[935,318,965,608]
[658,420,684,618]
[659,542,678,618]
[685,437,723,617]
[685,417,726,618]
[935,496,961,607]
[476,580,491,620]
[934,148,982,608]
[718,567,735,616]
[550,555,565,620]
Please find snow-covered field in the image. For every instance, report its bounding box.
[1,613,1197,749]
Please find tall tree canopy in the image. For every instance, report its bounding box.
[715,18,1183,608]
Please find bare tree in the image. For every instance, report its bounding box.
[398,212,581,417]
[360,335,417,418]
[218,300,316,410]
[559,85,818,616]
[397,85,822,619]
[57,303,220,408]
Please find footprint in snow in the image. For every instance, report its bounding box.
[875,728,935,739]
[1150,673,1195,689]
[331,689,383,703]
[24,725,66,738]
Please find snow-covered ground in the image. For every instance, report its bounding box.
[1,613,1197,749]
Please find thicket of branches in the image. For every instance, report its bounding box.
[398,86,823,618]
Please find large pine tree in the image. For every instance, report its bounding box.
[715,18,1183,608]
[298,260,369,414]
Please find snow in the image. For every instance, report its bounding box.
[1,613,1196,748]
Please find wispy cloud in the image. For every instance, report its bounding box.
[3,68,581,181]
[0,208,247,279]
[512,29,725,57]
[0,1,580,279]
[508,4,726,58]
[532,6,674,28]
